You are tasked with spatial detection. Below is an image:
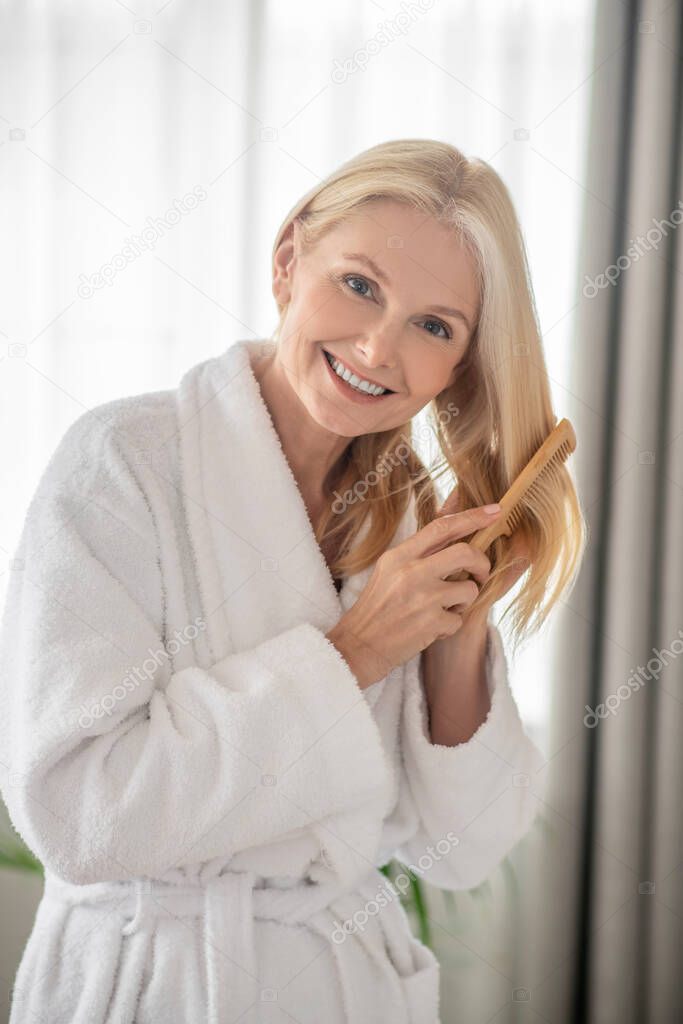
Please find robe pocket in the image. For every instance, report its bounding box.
[376,900,441,1024]
[396,931,440,1023]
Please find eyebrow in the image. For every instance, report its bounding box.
[340,251,473,331]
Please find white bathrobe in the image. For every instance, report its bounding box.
[0,338,544,1024]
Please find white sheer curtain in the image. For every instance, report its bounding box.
[0,1,595,1020]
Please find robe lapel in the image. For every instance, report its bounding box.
[176,338,372,665]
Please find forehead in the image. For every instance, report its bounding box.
[311,198,480,315]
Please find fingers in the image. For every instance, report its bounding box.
[439,578,480,611]
[426,542,491,586]
[434,610,464,639]
[404,504,503,561]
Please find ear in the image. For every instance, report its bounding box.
[272,219,301,308]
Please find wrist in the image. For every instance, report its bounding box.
[325,624,382,690]
[461,603,491,635]
[446,611,489,657]
[423,613,489,698]
[425,610,489,662]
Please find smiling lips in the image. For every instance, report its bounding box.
[322,348,395,397]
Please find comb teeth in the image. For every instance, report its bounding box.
[441,418,577,582]
[502,424,575,533]
[507,504,522,531]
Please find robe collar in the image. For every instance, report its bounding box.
[175,338,378,664]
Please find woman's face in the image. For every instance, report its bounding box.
[272,198,480,437]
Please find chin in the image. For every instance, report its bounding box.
[305,396,360,438]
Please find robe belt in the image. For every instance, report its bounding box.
[42,868,401,1024]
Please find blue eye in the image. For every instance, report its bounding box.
[343,274,371,298]
[339,273,453,340]
[422,319,451,340]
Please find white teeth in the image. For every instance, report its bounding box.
[325,351,388,396]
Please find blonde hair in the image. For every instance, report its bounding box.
[270,139,586,654]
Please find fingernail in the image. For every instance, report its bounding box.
[482,503,501,514]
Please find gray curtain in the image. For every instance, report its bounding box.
[515,0,683,1021]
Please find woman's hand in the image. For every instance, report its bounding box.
[422,488,532,745]
[433,486,531,628]
[325,504,504,689]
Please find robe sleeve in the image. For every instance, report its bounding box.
[0,410,390,886]
[388,619,545,891]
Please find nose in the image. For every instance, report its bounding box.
[352,325,399,371]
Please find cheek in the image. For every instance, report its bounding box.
[402,345,457,396]
[293,282,371,334]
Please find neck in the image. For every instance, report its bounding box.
[251,346,351,513]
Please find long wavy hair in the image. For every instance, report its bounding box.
[270,139,586,654]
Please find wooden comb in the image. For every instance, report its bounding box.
[444,417,577,583]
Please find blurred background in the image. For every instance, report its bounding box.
[1,0,682,1021]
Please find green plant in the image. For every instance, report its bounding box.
[380,859,505,950]
[0,834,43,876]
[379,816,549,950]
[380,860,433,946]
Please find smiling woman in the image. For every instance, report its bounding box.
[268,197,479,438]
[259,140,585,652]
[0,136,585,1024]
